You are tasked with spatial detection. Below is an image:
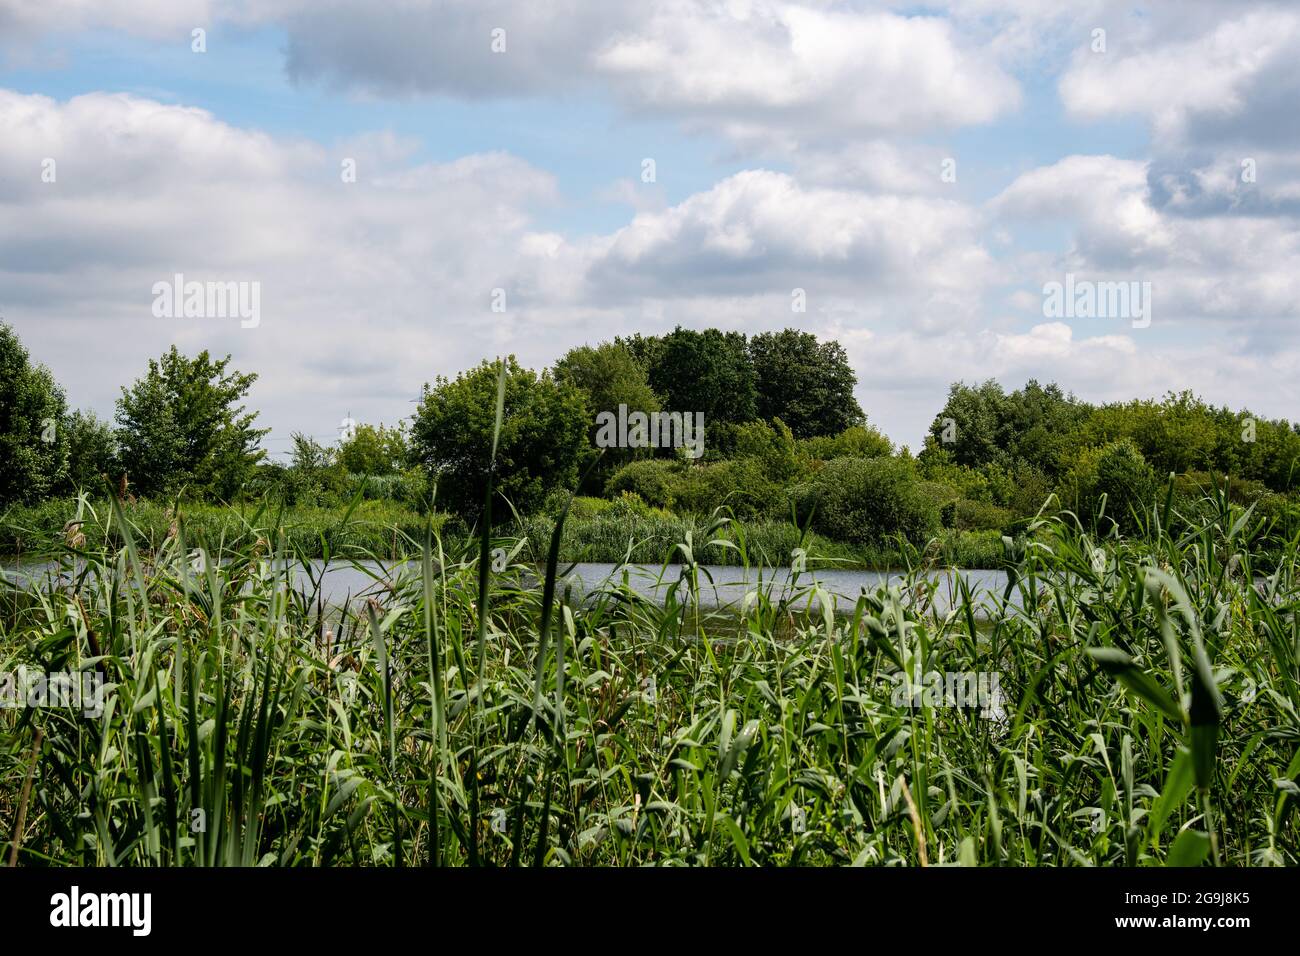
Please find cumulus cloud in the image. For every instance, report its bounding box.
[0,87,1001,446]
[0,89,562,447]
[991,154,1300,323]
[1058,5,1300,149]
[5,0,1300,449]
[581,169,993,303]
[594,2,1020,142]
[1,0,1021,147]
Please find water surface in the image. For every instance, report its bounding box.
[4,556,1010,612]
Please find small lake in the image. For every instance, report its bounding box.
[3,556,1011,613]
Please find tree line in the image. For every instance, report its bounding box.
[3,320,1298,546]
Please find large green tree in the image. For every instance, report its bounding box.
[747,329,865,438]
[0,322,68,505]
[1064,439,1158,534]
[410,357,589,517]
[924,379,1087,477]
[337,422,409,475]
[555,342,661,489]
[115,347,267,499]
[642,327,757,425]
[60,409,118,495]
[555,343,660,422]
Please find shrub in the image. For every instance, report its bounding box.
[731,418,805,483]
[790,456,941,546]
[604,459,684,510]
[800,425,892,462]
[410,357,589,518]
[671,459,779,519]
[951,499,1014,532]
[1063,439,1158,533]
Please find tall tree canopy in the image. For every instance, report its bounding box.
[115,347,267,499]
[633,327,758,425]
[555,342,662,489]
[60,410,117,495]
[0,322,68,504]
[748,329,865,438]
[555,343,660,422]
[924,379,1085,477]
[410,357,589,517]
[337,422,409,475]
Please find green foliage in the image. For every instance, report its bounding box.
[642,327,758,425]
[603,458,684,509]
[605,452,785,520]
[115,347,267,500]
[924,379,1085,477]
[555,342,660,422]
[5,496,1294,866]
[0,323,68,505]
[949,498,1014,532]
[59,410,117,496]
[981,460,1056,518]
[791,456,941,545]
[1064,439,1158,533]
[555,342,661,489]
[410,357,589,518]
[730,418,805,483]
[0,496,445,559]
[747,329,865,437]
[800,424,893,462]
[337,422,409,475]
[671,459,780,519]
[518,508,816,566]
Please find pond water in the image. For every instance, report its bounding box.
[558,563,1010,612]
[2,556,1011,613]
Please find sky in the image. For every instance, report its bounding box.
[1,0,1298,459]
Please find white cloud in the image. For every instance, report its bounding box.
[0,89,561,451]
[595,2,1020,142]
[1058,6,1300,148]
[1,1,1020,148]
[991,154,1300,322]
[581,169,994,306]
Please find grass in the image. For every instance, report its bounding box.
[0,497,450,563]
[2,495,1007,569]
[2,470,1299,866]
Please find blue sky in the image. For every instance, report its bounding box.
[2,1,1297,455]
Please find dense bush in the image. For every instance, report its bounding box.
[672,459,781,519]
[0,322,69,505]
[410,357,589,518]
[1064,439,1158,533]
[799,425,892,462]
[949,498,1014,532]
[0,497,448,559]
[790,456,941,546]
[604,459,684,510]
